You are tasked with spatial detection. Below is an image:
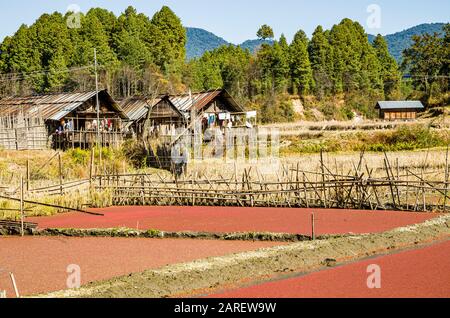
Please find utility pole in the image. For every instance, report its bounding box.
[94,48,102,171]
[94,48,100,146]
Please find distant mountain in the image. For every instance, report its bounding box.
[185,28,229,60]
[187,23,447,61]
[368,23,446,63]
[185,27,274,59]
[239,39,275,54]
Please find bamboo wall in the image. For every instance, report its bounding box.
[0,116,48,150]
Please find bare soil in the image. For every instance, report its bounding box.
[40,214,450,298]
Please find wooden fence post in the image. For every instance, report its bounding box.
[89,147,94,183]
[26,159,30,192]
[444,146,449,211]
[58,152,63,196]
[20,175,24,237]
[311,212,315,241]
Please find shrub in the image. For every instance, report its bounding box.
[67,148,89,165]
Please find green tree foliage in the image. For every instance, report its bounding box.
[257,25,274,40]
[328,19,382,94]
[114,6,154,68]
[45,47,68,92]
[2,13,74,92]
[290,30,313,95]
[190,51,223,90]
[150,6,186,74]
[76,13,118,68]
[256,37,290,94]
[1,9,435,123]
[443,24,450,91]
[189,45,251,97]
[372,34,401,99]
[0,6,187,95]
[402,28,448,104]
[1,25,39,73]
[308,26,334,97]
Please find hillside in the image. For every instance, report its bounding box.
[188,23,447,61]
[239,39,274,54]
[368,23,446,62]
[185,27,273,59]
[185,27,229,59]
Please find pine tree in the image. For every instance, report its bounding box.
[442,24,450,90]
[45,47,68,92]
[76,15,118,68]
[114,6,153,68]
[150,6,186,74]
[2,25,40,73]
[86,8,117,41]
[28,13,73,92]
[197,52,223,90]
[258,37,290,93]
[308,26,333,96]
[328,19,382,94]
[402,31,446,104]
[257,25,274,40]
[373,34,400,99]
[289,30,313,95]
[210,45,251,97]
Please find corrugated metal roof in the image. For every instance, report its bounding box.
[121,90,245,122]
[376,101,425,110]
[0,90,128,121]
[120,97,162,122]
[168,89,244,113]
[169,90,222,112]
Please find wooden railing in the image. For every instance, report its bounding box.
[52,130,124,149]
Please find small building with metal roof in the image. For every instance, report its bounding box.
[167,89,244,114]
[120,95,186,136]
[0,90,127,127]
[121,89,255,138]
[0,90,128,149]
[375,101,424,121]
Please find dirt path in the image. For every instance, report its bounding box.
[27,206,439,235]
[0,236,282,297]
[41,214,450,298]
[209,240,450,298]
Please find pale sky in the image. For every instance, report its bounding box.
[0,0,449,43]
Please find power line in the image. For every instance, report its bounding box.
[0,65,98,83]
[0,65,93,77]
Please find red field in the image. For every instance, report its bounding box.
[28,206,439,235]
[0,236,282,297]
[210,240,450,298]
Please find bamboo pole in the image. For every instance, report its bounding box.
[89,147,94,183]
[20,176,24,237]
[58,152,63,196]
[444,146,449,211]
[9,272,20,298]
[320,150,327,208]
[0,193,104,216]
[26,159,30,192]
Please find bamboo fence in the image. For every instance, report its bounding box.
[92,150,450,213]
[2,149,449,214]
